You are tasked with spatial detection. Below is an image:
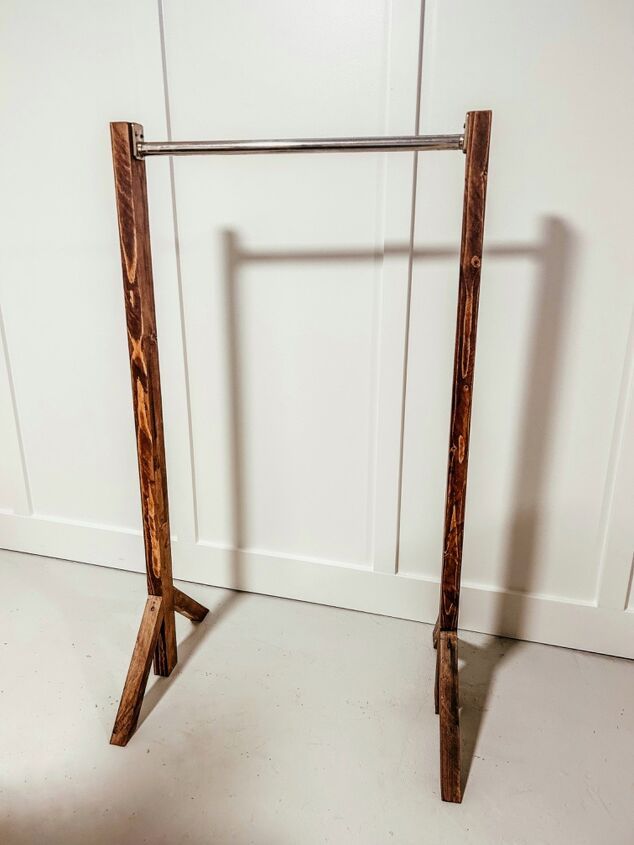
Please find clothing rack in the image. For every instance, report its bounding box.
[108,110,492,803]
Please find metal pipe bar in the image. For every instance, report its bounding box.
[135,133,464,158]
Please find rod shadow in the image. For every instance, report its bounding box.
[219,216,573,792]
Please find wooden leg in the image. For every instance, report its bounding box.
[434,111,491,801]
[111,596,164,747]
[153,602,177,677]
[111,120,179,683]
[173,586,209,622]
[434,644,440,715]
[109,122,211,741]
[438,631,461,803]
[434,616,440,714]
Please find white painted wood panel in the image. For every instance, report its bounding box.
[400,0,634,608]
[0,0,632,657]
[0,0,175,530]
[160,0,421,566]
[597,313,634,610]
[0,309,30,514]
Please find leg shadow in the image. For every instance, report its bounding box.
[137,230,247,731]
[458,216,576,791]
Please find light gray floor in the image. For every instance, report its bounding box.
[1,549,632,844]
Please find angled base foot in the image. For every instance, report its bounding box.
[111,596,164,747]
[173,586,209,622]
[438,630,462,803]
[110,587,208,748]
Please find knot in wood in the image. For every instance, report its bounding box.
[470,255,481,269]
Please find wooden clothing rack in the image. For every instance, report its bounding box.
[108,110,492,803]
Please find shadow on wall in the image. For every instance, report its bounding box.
[219,216,575,792]
[459,217,574,789]
[112,217,573,787]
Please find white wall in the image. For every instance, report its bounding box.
[1,0,632,656]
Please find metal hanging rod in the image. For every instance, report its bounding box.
[133,132,465,159]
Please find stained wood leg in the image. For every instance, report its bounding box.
[111,596,164,747]
[173,586,209,622]
[434,110,491,801]
[438,631,461,803]
[109,121,213,740]
[153,601,177,677]
[434,644,440,715]
[433,616,440,714]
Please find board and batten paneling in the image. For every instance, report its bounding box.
[0,0,632,657]
[399,0,634,650]
[159,0,421,570]
[0,0,180,564]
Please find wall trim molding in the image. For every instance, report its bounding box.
[2,513,632,659]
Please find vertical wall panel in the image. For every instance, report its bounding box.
[161,0,420,565]
[0,0,632,656]
[597,314,634,609]
[0,310,30,513]
[0,1,175,530]
[399,0,634,605]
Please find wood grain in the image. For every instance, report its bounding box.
[439,110,492,632]
[434,111,492,803]
[173,586,210,623]
[110,596,164,747]
[109,121,209,749]
[438,631,461,802]
[110,121,177,676]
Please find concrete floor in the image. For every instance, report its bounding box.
[1,549,632,844]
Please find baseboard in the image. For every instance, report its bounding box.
[1,513,632,659]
